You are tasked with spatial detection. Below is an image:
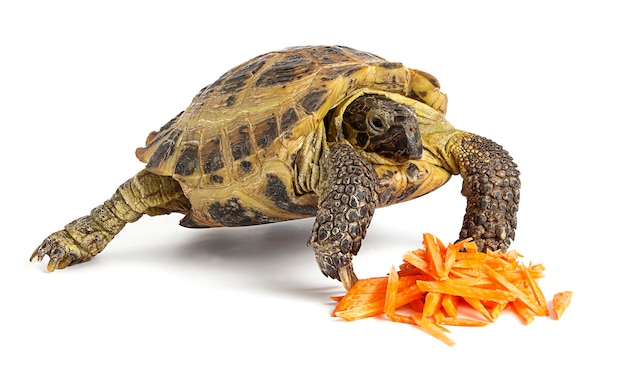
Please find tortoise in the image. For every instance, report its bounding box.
[31,45,520,290]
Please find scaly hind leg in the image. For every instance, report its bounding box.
[31,169,191,271]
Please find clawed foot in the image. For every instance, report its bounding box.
[30,231,89,272]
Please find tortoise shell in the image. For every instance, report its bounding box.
[135,45,448,228]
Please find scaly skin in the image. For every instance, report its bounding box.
[450,132,520,251]
[309,143,379,290]
[31,170,190,270]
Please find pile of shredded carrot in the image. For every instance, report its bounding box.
[332,233,572,346]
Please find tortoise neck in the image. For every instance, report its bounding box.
[293,125,328,195]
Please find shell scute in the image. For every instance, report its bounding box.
[299,88,330,114]
[216,56,268,94]
[279,107,300,133]
[146,128,182,169]
[200,137,225,174]
[174,143,199,177]
[253,114,279,150]
[255,52,317,88]
[228,124,252,161]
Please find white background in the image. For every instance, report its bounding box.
[1,1,623,380]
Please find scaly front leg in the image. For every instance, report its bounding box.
[308,143,379,290]
[451,132,521,252]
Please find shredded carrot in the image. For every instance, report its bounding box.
[462,297,494,322]
[411,314,455,346]
[511,299,535,325]
[441,295,458,317]
[439,317,489,327]
[522,265,549,316]
[552,291,573,319]
[422,292,443,318]
[490,302,508,320]
[384,266,399,318]
[423,233,447,279]
[416,280,516,303]
[332,233,571,346]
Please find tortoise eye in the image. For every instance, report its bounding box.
[368,116,386,133]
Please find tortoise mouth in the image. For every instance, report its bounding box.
[367,125,422,163]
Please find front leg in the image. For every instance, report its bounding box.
[451,132,521,251]
[308,143,379,290]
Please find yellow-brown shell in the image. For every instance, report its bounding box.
[135,46,447,228]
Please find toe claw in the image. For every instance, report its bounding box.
[30,241,49,263]
[46,258,60,272]
[30,231,84,272]
[29,251,41,263]
[339,265,358,291]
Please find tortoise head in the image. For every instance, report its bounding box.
[342,94,422,163]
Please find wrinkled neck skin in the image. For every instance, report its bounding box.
[293,122,328,196]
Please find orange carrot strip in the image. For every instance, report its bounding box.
[333,277,387,320]
[396,275,425,290]
[501,249,523,263]
[395,284,425,309]
[334,299,385,321]
[436,236,447,255]
[384,266,399,317]
[388,313,415,325]
[552,291,573,320]
[522,265,549,316]
[423,292,443,317]
[490,302,508,320]
[498,270,526,284]
[461,240,478,253]
[410,312,450,332]
[398,261,417,274]
[441,295,458,317]
[408,298,425,313]
[436,276,494,287]
[486,257,515,272]
[423,233,446,279]
[530,263,546,274]
[480,265,544,315]
[449,237,474,251]
[402,250,436,279]
[443,246,457,277]
[454,251,488,262]
[449,268,486,280]
[334,277,387,310]
[439,317,489,327]
[462,297,494,322]
[416,280,516,303]
[511,299,535,325]
[433,310,446,325]
[411,314,455,346]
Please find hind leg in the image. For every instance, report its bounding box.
[31,169,191,271]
